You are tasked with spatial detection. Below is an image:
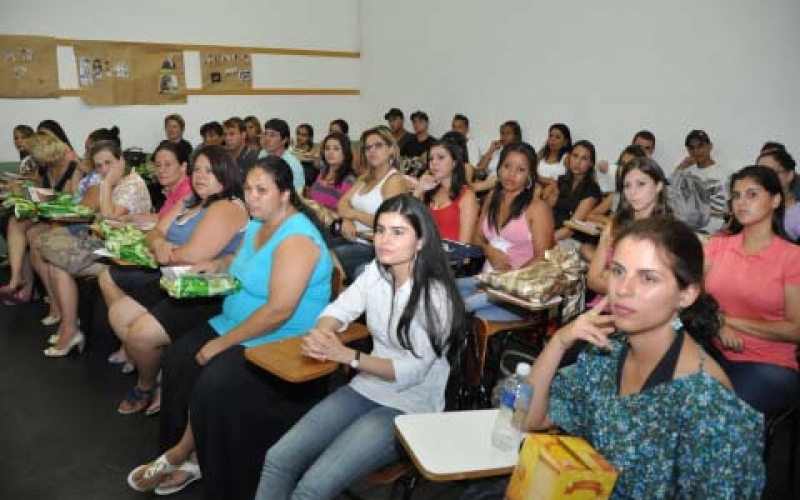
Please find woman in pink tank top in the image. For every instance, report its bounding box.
[456,142,555,321]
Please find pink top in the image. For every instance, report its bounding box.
[705,233,800,370]
[159,176,192,219]
[481,212,533,271]
[309,171,355,210]
[429,187,468,242]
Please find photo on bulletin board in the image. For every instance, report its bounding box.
[73,42,186,105]
[200,49,253,91]
[0,35,59,98]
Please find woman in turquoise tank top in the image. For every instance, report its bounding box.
[127,156,334,499]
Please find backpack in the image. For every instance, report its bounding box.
[667,169,711,230]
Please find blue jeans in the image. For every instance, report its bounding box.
[456,276,525,321]
[718,359,800,416]
[256,386,404,500]
[332,241,374,284]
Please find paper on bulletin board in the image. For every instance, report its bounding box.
[0,35,59,98]
[199,49,252,91]
[73,41,186,105]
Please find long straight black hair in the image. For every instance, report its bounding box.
[373,194,466,362]
[726,165,793,243]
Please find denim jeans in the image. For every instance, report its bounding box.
[255,385,404,500]
[717,359,800,416]
[332,241,374,284]
[456,276,526,321]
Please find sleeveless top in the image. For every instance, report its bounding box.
[351,169,398,233]
[481,212,534,270]
[429,186,468,241]
[43,161,78,192]
[165,197,245,256]
[209,213,334,347]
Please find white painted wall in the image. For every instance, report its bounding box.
[0,0,360,160]
[359,0,800,174]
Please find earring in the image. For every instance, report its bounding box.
[670,308,684,332]
[526,177,533,190]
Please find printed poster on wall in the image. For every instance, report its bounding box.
[200,49,252,91]
[74,41,186,105]
[0,35,59,98]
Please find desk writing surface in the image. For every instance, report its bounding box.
[245,323,369,383]
[394,409,519,481]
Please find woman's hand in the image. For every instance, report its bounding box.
[488,139,503,155]
[105,160,125,187]
[189,259,219,275]
[302,328,349,363]
[340,219,357,241]
[196,337,228,366]
[485,246,512,271]
[719,323,745,352]
[153,239,175,265]
[554,297,616,351]
[417,173,439,193]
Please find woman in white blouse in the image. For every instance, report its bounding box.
[255,194,466,500]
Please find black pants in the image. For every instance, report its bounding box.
[160,324,329,500]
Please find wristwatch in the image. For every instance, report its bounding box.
[349,350,361,370]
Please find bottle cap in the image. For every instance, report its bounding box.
[515,362,531,377]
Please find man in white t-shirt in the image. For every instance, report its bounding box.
[596,130,657,193]
[675,129,732,232]
[451,114,483,166]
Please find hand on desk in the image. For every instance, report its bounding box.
[302,328,348,363]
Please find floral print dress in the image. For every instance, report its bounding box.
[549,337,765,499]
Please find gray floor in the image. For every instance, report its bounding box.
[0,276,468,500]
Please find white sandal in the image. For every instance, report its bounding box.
[126,453,179,492]
[154,461,202,496]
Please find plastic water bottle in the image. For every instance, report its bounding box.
[511,382,533,432]
[491,362,531,451]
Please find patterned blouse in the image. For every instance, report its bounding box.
[111,172,152,215]
[549,337,765,499]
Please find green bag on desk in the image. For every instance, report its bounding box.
[101,221,157,268]
[160,274,241,299]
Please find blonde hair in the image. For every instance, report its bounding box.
[359,125,399,182]
[25,132,68,167]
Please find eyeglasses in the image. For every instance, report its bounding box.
[362,142,388,152]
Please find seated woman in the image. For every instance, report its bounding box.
[705,166,800,415]
[457,142,555,321]
[127,156,333,499]
[544,140,603,247]
[586,145,647,226]
[587,157,670,296]
[100,144,248,415]
[334,126,408,283]
[12,124,35,173]
[40,140,151,357]
[256,194,466,500]
[756,148,800,241]
[525,217,765,499]
[0,131,82,304]
[307,132,356,212]
[292,123,321,187]
[536,123,572,190]
[30,126,120,325]
[413,137,478,243]
[244,115,263,152]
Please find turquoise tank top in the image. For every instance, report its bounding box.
[209,213,333,346]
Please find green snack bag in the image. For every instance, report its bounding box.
[160,274,241,298]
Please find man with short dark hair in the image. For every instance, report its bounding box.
[384,108,413,156]
[258,118,305,192]
[675,129,732,231]
[451,113,482,164]
[200,122,224,147]
[404,110,436,159]
[632,130,656,157]
[223,117,258,174]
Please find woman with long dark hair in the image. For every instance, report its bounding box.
[537,122,572,188]
[256,194,466,500]
[307,132,356,212]
[705,165,800,415]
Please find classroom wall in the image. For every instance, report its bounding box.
[359,0,800,173]
[0,0,360,160]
